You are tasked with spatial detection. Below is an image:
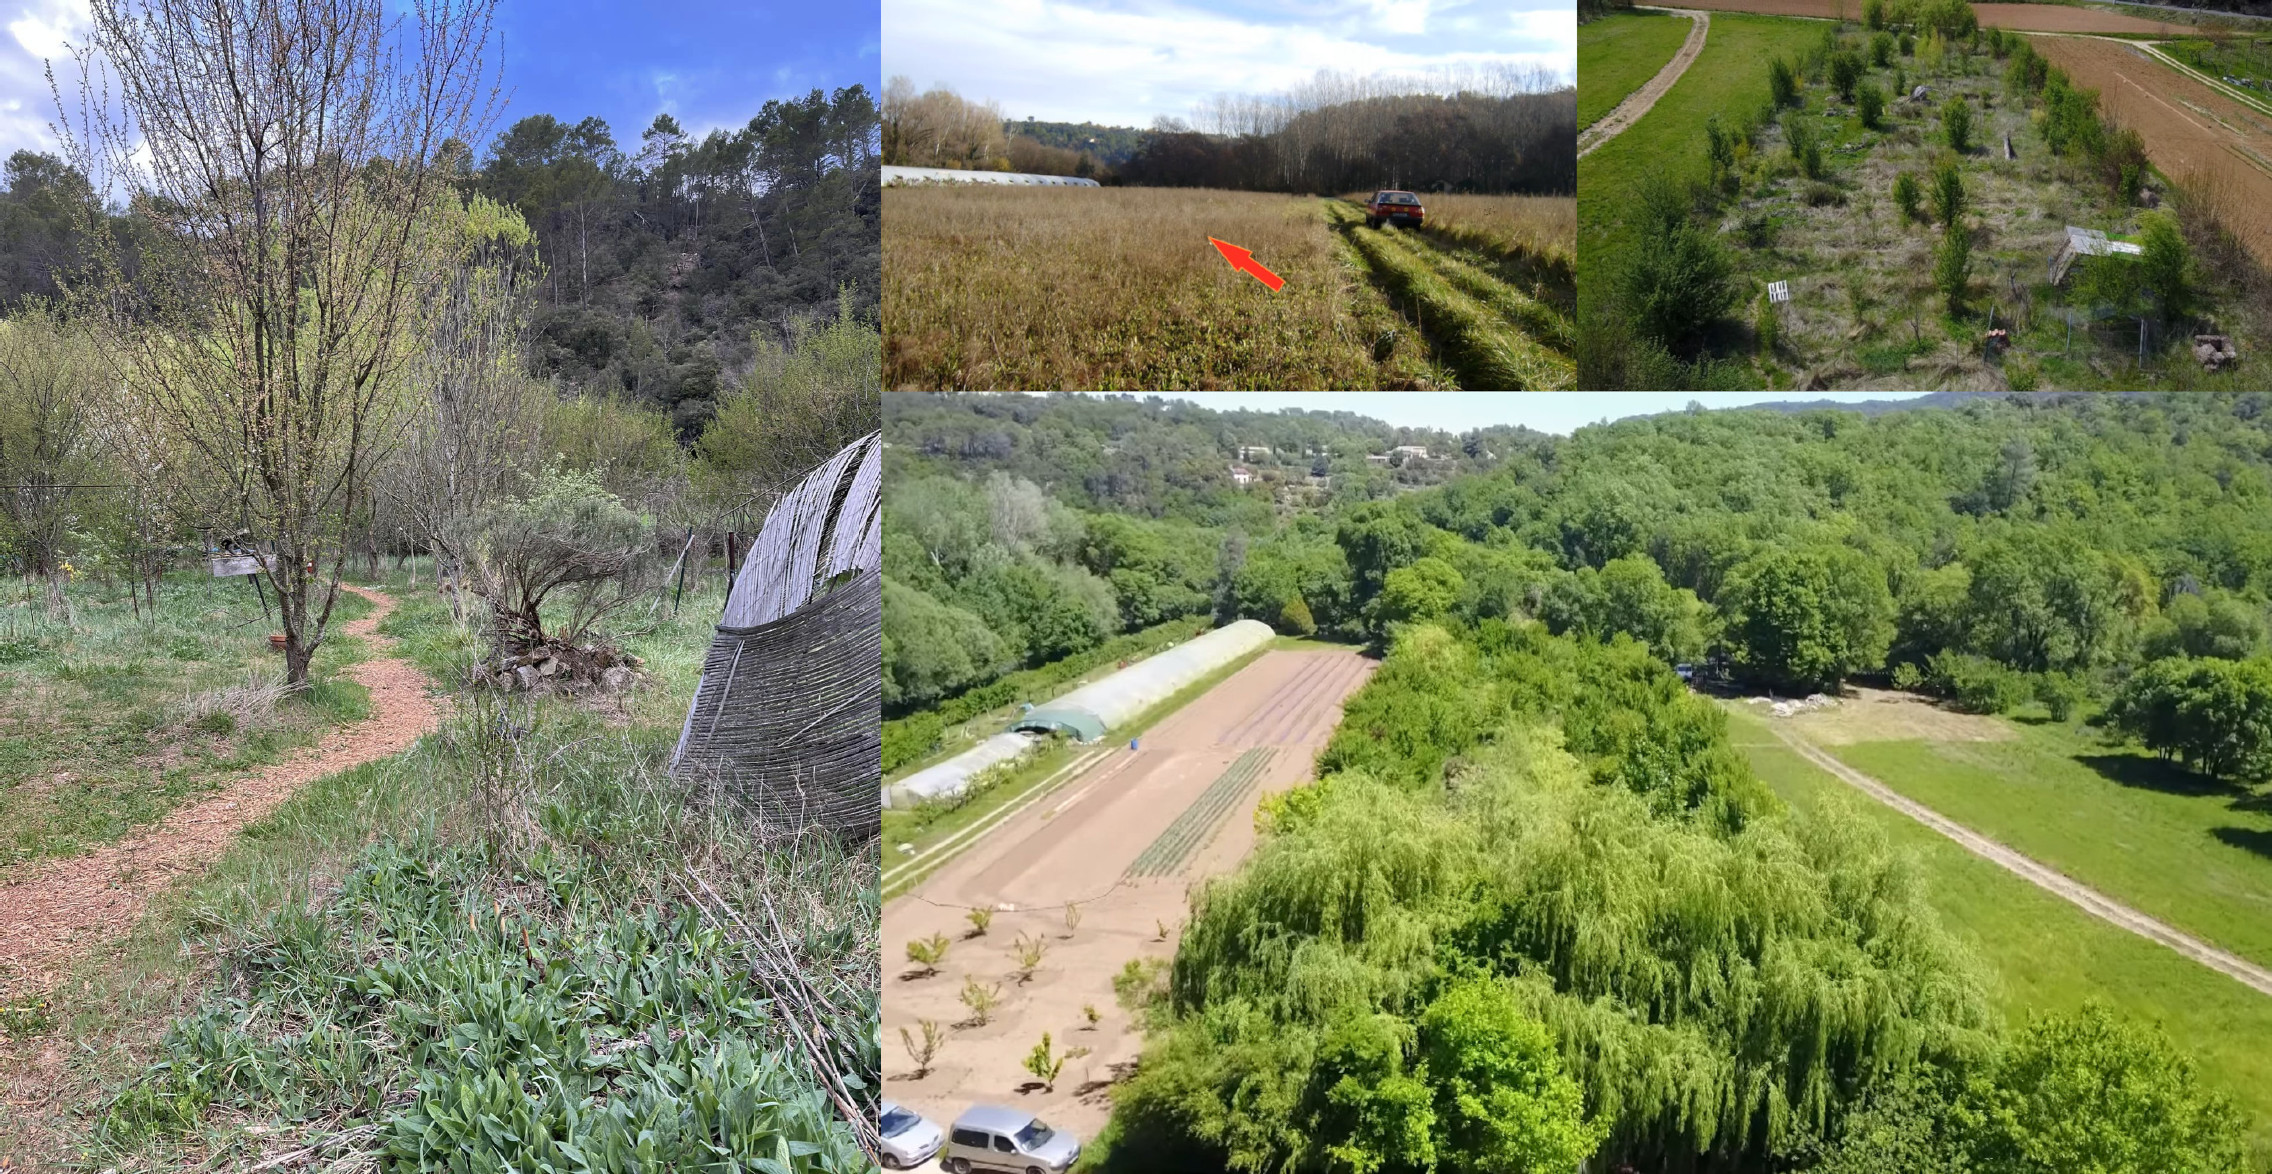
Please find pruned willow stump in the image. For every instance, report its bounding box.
[670,431,881,839]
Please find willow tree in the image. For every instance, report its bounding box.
[54,0,501,686]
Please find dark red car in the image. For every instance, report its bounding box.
[1365,190,1425,229]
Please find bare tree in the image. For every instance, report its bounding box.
[0,308,97,617]
[53,0,502,686]
[381,195,544,617]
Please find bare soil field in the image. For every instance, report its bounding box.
[881,649,1374,1153]
[2033,34,2272,266]
[1757,686,2019,744]
[1676,0,2192,33]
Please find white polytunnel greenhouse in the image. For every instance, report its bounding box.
[882,165,1101,188]
[884,619,1275,809]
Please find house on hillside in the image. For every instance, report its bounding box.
[1236,445,1272,461]
[1229,463,1257,486]
[1392,444,1431,459]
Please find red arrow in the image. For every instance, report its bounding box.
[1208,237,1284,291]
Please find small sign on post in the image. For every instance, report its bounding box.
[1768,280,1790,304]
[209,554,262,578]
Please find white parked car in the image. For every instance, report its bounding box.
[941,1105,1080,1173]
[878,1100,944,1169]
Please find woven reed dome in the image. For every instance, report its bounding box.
[670,432,881,838]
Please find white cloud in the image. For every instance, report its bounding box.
[886,0,1568,126]
[0,0,92,156]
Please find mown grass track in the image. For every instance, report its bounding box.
[1328,200,1576,390]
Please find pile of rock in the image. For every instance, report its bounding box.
[2194,334,2238,371]
[480,641,644,694]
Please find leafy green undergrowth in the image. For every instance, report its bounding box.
[101,833,870,1171]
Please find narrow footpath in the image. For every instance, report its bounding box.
[0,584,437,996]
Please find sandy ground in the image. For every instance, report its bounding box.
[1765,720,2272,998]
[2032,35,2272,268]
[881,649,1375,1164]
[1674,0,2191,32]
[1582,8,1711,158]
[1764,685,2018,744]
[0,584,437,999]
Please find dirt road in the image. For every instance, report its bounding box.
[1581,9,1710,158]
[0,584,437,996]
[1766,721,2272,998]
[881,649,1374,1152]
[1675,0,2192,32]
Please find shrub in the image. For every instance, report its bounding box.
[1857,82,1886,129]
[1871,30,1895,66]
[1892,661,1926,691]
[900,1021,946,1078]
[1619,180,1736,354]
[1785,115,1825,180]
[2138,211,2193,323]
[1769,57,1800,107]
[960,977,1003,1024]
[450,467,657,652]
[1934,225,1972,311]
[1930,159,1966,227]
[1865,0,1886,28]
[904,933,950,977]
[1900,31,1915,56]
[1893,171,1922,223]
[1942,97,1973,152]
[1276,595,1317,636]
[1755,287,1781,356]
[2034,670,2087,721]
[1929,651,2029,713]
[1831,51,1865,102]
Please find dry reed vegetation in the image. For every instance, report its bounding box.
[884,186,1446,389]
[1420,193,1578,280]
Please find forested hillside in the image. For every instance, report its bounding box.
[884,391,2272,1173]
[0,85,881,439]
[881,394,1549,725]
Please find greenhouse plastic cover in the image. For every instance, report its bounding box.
[883,619,1275,810]
[1015,619,1273,732]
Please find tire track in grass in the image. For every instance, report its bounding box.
[1399,230,1575,351]
[1328,201,1575,390]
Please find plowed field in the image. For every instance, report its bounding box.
[2035,34,2272,266]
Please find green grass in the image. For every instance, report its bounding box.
[1828,724,2272,971]
[1,556,878,1171]
[0,572,377,875]
[1580,13,1828,269]
[1725,707,2272,1164]
[1579,10,1695,128]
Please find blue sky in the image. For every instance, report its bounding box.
[885,0,1571,128]
[1075,393,1931,436]
[0,0,881,160]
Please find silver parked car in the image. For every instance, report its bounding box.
[941,1105,1081,1173]
[878,1100,943,1169]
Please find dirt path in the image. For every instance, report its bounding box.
[0,584,437,997]
[882,650,1375,1154]
[1581,8,1708,158]
[1766,722,2272,998]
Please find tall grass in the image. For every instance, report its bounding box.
[1415,192,1578,291]
[883,185,1449,389]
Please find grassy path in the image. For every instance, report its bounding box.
[1765,720,2272,998]
[0,584,437,997]
[1580,10,1701,128]
[1580,9,1710,156]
